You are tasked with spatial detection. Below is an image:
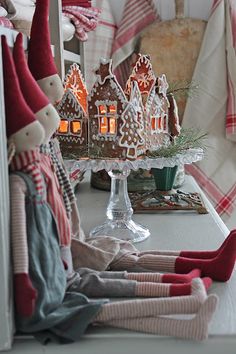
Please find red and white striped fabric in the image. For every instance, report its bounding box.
[225,0,236,139]
[84,0,117,90]
[111,0,159,88]
[62,5,101,41]
[183,0,236,225]
[10,149,44,196]
[0,16,14,29]
[40,153,71,247]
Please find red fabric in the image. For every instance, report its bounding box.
[13,33,50,114]
[1,35,36,138]
[169,283,192,296]
[14,273,37,317]
[175,234,236,281]
[28,0,58,80]
[170,277,212,296]
[162,269,201,284]
[62,0,91,7]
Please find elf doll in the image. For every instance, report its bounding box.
[2,35,104,342]
[27,0,85,242]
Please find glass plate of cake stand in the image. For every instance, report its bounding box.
[66,148,204,243]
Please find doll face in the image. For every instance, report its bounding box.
[37,74,64,105]
[35,104,60,143]
[9,121,45,153]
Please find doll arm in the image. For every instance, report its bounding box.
[10,174,37,317]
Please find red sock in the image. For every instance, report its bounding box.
[175,236,236,281]
[170,277,212,296]
[162,269,201,284]
[180,229,236,259]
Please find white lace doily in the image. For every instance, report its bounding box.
[65,148,204,173]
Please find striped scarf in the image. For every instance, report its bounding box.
[41,141,76,217]
[10,149,44,195]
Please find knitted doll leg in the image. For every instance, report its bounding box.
[136,254,177,272]
[68,272,137,297]
[134,277,212,297]
[78,267,128,279]
[139,230,236,260]
[175,235,236,281]
[125,269,201,284]
[110,253,141,271]
[139,250,180,256]
[102,295,218,341]
[93,278,208,322]
[180,229,236,259]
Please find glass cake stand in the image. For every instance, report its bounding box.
[65,149,204,243]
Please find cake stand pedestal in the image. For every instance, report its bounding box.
[90,168,150,243]
[65,148,204,243]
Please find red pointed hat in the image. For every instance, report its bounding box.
[1,36,36,138]
[28,0,58,81]
[13,33,50,114]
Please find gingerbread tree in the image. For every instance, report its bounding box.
[119,103,143,159]
[63,63,88,114]
[125,54,156,98]
[129,81,145,146]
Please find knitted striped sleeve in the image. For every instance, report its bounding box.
[9,174,29,274]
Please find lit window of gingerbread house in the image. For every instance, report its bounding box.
[56,88,88,159]
[56,63,89,158]
[96,102,117,136]
[88,59,132,159]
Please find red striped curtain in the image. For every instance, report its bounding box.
[111,0,159,88]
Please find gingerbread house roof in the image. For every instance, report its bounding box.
[125,54,156,98]
[63,63,88,114]
[57,89,85,121]
[88,59,127,108]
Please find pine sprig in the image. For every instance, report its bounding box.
[167,80,199,99]
[147,128,208,158]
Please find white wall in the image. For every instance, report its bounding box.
[109,0,213,24]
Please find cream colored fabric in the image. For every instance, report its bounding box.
[182,0,236,225]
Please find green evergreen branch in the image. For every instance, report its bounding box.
[147,128,208,158]
[167,80,199,99]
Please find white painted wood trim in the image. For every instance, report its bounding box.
[64,49,81,65]
[49,0,65,79]
[0,36,14,352]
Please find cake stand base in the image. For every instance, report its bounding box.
[89,219,150,243]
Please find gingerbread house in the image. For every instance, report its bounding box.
[125,54,180,151]
[87,59,145,160]
[56,56,180,161]
[56,64,88,158]
[57,89,88,158]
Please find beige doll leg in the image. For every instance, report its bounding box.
[95,295,218,341]
[93,278,208,322]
